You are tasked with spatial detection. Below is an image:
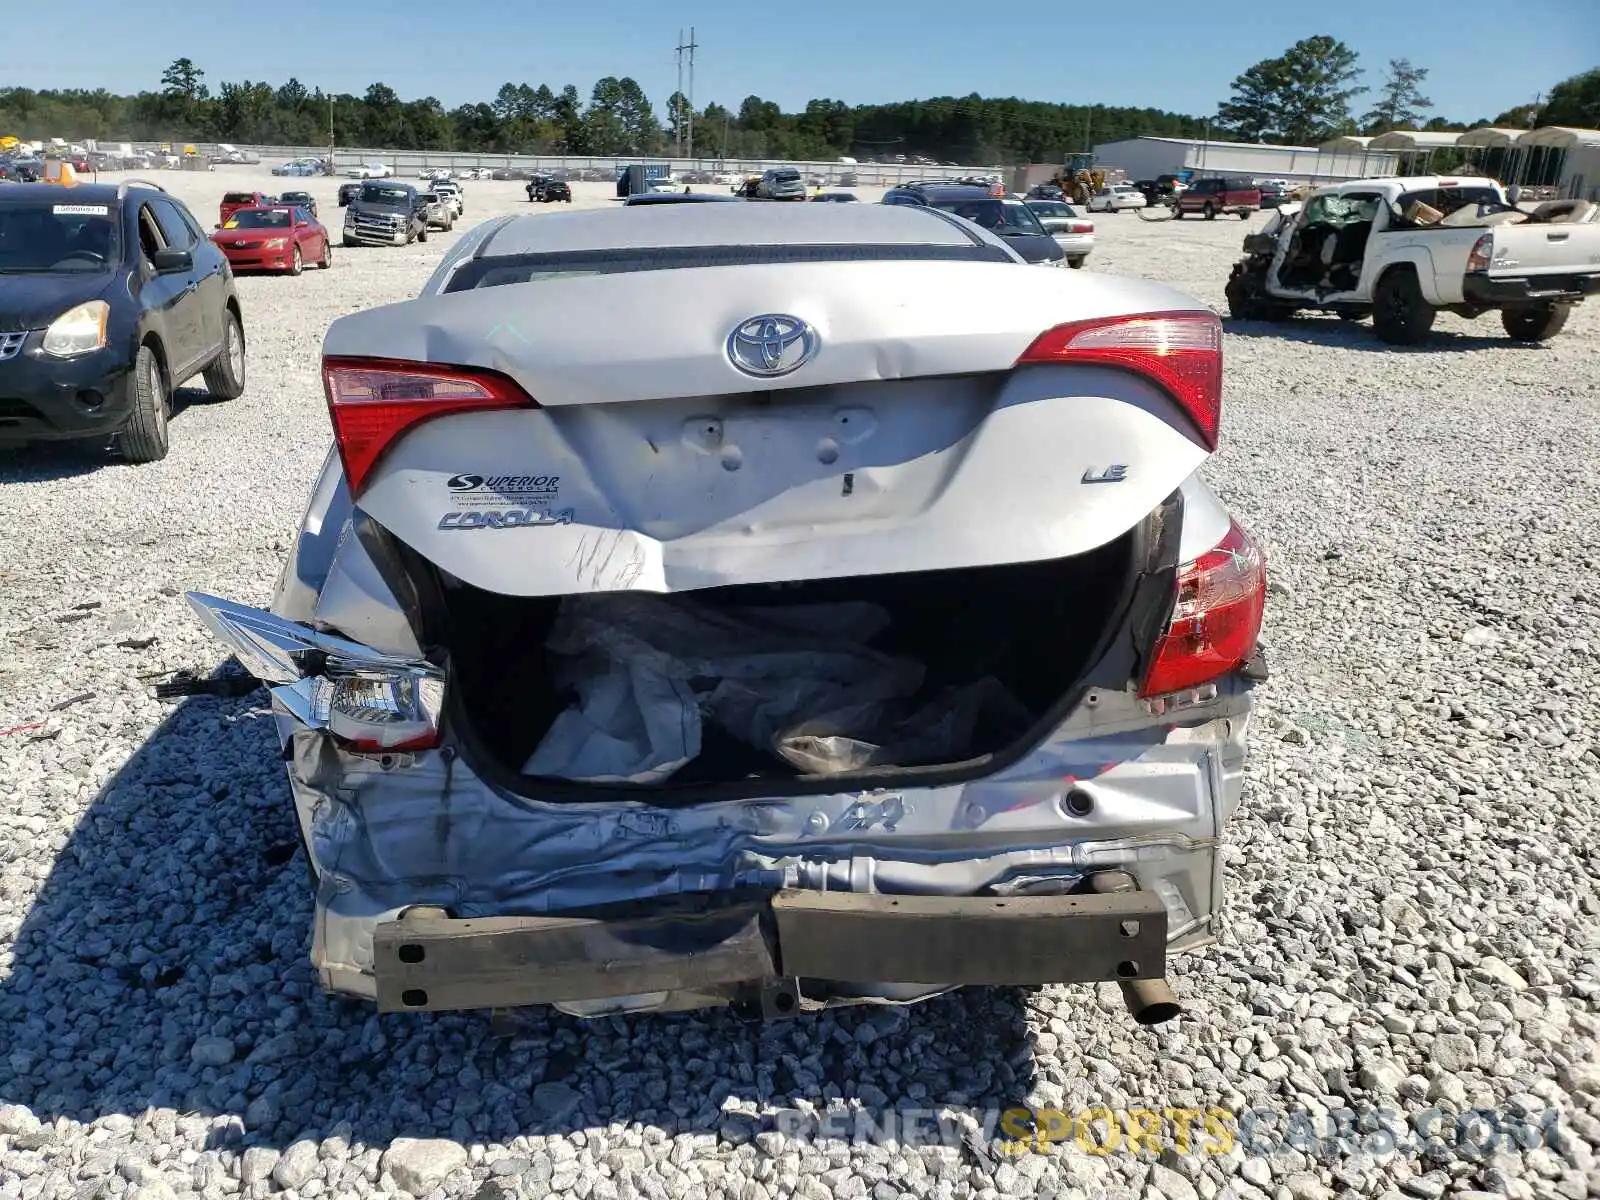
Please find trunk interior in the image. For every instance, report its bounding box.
[439,530,1138,792]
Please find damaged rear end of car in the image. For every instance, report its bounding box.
[188,206,1267,1023]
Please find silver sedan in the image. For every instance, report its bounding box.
[1024,199,1096,268]
[185,202,1265,1025]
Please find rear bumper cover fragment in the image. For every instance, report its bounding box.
[372,887,1167,1013]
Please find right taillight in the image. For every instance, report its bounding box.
[1466,233,1493,273]
[1140,519,1267,698]
[1015,311,1223,450]
[322,356,538,495]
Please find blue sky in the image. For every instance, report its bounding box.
[2,1,1593,124]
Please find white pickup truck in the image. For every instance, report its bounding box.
[1225,176,1600,343]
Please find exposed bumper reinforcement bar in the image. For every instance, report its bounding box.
[372,887,1168,1014]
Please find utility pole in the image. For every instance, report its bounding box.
[684,26,699,162]
[674,30,685,157]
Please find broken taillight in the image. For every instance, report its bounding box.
[1140,520,1266,698]
[322,356,538,494]
[309,670,445,752]
[1015,311,1223,450]
[185,593,447,754]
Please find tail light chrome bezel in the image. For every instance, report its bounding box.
[186,592,447,753]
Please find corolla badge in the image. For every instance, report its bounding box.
[726,314,819,377]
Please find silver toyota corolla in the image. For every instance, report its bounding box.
[187,203,1267,1024]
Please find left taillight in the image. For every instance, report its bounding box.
[185,592,447,754]
[322,355,537,494]
[1140,520,1267,698]
[309,670,445,752]
[1466,233,1493,273]
[1015,310,1223,450]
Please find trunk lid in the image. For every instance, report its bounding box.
[323,261,1217,597]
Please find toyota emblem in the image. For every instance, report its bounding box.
[726,314,819,378]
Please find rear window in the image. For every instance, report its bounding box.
[770,169,801,181]
[446,242,1013,291]
[1397,186,1502,217]
[223,192,256,204]
[929,197,1047,237]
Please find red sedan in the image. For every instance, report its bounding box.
[210,205,332,274]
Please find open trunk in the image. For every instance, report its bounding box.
[440,528,1140,793]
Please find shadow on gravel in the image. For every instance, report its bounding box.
[0,670,1041,1154]
[1224,317,1536,353]
[0,387,222,483]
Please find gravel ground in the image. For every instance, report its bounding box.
[2,169,1598,1200]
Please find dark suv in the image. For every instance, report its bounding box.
[0,181,246,463]
[881,182,1065,265]
[526,175,573,203]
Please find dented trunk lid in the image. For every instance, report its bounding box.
[323,259,1214,596]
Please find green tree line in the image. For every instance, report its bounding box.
[0,58,1208,163]
[2,55,1593,164]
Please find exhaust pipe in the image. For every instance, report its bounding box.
[1119,977,1183,1026]
[1090,871,1184,1025]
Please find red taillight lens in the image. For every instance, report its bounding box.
[1071,221,1095,234]
[1015,311,1223,450]
[1140,520,1266,698]
[1466,233,1493,273]
[322,356,537,494]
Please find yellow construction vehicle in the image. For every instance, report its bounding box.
[1047,167,1106,206]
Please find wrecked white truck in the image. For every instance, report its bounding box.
[183,203,1268,1024]
[1225,176,1600,343]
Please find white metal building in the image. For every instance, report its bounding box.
[1367,130,1477,175]
[1521,126,1600,200]
[1335,126,1599,199]
[1090,136,1398,183]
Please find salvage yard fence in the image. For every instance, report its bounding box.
[119,141,1003,186]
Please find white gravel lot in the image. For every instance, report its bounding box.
[2,168,1599,1200]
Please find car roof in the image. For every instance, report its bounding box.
[481,202,976,256]
[623,193,743,205]
[0,182,123,204]
[889,184,1004,201]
